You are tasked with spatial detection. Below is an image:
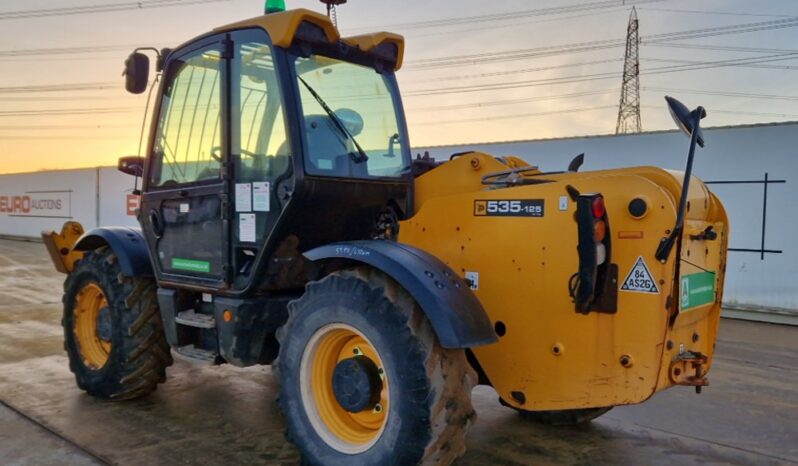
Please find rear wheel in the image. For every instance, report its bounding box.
[276,268,477,465]
[63,247,172,400]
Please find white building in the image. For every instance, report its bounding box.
[1,121,795,324]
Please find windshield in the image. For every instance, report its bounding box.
[293,55,409,178]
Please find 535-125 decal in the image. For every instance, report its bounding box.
[474,199,545,217]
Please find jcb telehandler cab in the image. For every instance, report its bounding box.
[43,5,728,465]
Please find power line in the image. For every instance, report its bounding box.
[408,89,618,112]
[0,124,136,130]
[404,53,798,97]
[407,38,622,70]
[0,107,139,117]
[638,7,796,19]
[408,15,798,70]
[407,9,624,40]
[409,59,623,81]
[0,95,124,102]
[0,83,117,94]
[712,109,798,118]
[644,56,798,71]
[6,12,795,70]
[642,87,798,102]
[414,105,617,126]
[0,45,132,58]
[0,135,134,140]
[640,105,798,119]
[0,0,232,20]
[642,16,798,43]
[408,86,798,116]
[348,0,665,32]
[647,43,798,54]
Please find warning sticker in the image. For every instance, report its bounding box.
[620,256,659,294]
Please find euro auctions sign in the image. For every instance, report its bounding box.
[0,191,72,218]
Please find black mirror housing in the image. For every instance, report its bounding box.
[118,156,145,177]
[124,52,150,94]
[665,96,706,147]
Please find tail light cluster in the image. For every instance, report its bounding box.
[571,193,617,314]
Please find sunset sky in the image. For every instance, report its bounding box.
[0,0,796,173]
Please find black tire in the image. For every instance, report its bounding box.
[276,268,477,466]
[63,247,173,400]
[515,406,612,426]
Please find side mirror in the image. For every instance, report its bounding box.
[654,97,708,263]
[124,52,150,94]
[118,156,145,177]
[665,96,706,148]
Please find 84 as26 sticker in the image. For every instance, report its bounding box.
[620,256,659,293]
[474,199,544,217]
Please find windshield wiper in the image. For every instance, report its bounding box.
[297,76,369,164]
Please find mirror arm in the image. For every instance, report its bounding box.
[655,106,704,263]
[135,47,164,71]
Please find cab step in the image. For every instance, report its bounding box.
[174,345,219,364]
[175,309,216,328]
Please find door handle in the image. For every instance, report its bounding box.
[149,209,164,238]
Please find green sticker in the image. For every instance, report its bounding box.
[680,272,716,311]
[171,258,211,273]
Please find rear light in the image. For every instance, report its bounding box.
[596,243,606,265]
[594,219,607,242]
[570,191,615,314]
[592,196,605,218]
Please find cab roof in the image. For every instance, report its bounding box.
[214,8,405,70]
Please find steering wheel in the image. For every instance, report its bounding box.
[210,146,261,161]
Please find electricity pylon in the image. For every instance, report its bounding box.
[616,7,642,134]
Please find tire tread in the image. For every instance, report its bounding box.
[63,248,172,400]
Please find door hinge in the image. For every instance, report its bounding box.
[220,197,231,220]
[220,161,234,180]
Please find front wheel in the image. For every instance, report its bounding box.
[276,268,477,465]
[63,247,172,400]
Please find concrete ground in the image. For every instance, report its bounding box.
[0,237,796,466]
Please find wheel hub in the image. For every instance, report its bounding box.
[332,357,383,413]
[73,282,111,369]
[96,306,112,342]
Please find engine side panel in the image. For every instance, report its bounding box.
[400,165,726,411]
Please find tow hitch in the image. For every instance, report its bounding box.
[669,351,709,394]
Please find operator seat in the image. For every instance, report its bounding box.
[304,114,351,176]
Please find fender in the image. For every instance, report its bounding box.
[74,227,153,277]
[304,241,498,349]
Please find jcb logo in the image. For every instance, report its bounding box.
[473,199,545,218]
[474,201,487,216]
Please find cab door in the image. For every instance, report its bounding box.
[141,35,231,288]
[228,28,294,291]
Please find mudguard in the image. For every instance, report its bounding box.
[74,227,153,277]
[304,241,498,349]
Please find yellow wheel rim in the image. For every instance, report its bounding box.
[73,282,111,369]
[300,323,389,453]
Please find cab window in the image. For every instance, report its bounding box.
[236,41,291,183]
[294,55,408,179]
[150,46,223,187]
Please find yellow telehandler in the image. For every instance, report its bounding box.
[43,3,728,465]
